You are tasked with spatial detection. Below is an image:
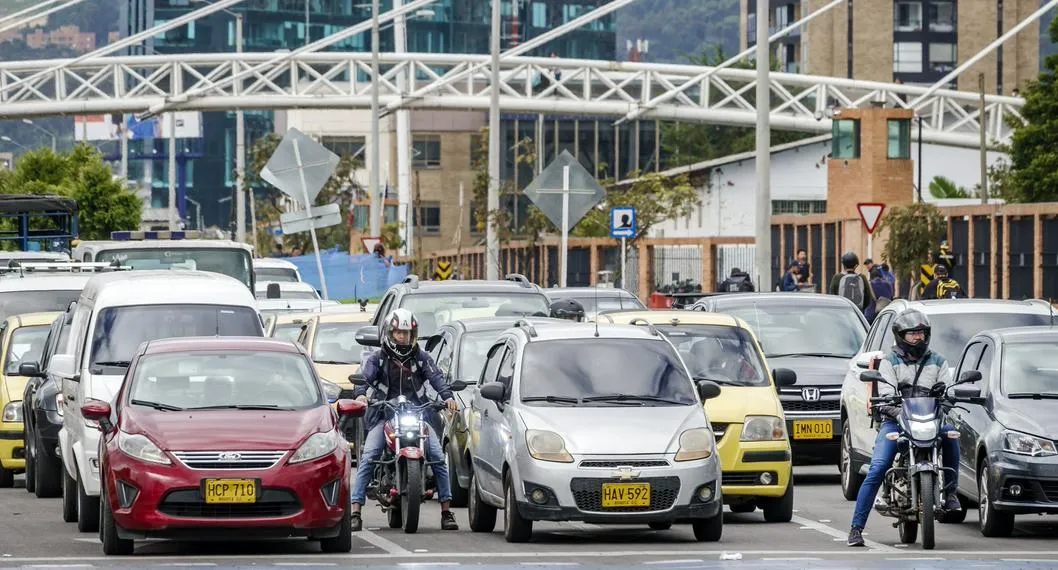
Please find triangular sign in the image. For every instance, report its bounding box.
[857,203,885,235]
[361,236,382,254]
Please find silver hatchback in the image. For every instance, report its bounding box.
[465,319,724,543]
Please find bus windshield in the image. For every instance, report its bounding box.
[95,247,253,290]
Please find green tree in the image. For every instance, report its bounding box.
[1004,15,1058,202]
[928,175,971,199]
[247,133,364,257]
[878,202,947,296]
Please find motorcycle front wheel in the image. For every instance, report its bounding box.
[402,459,423,534]
[918,471,936,550]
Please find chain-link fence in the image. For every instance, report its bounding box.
[653,245,704,294]
[715,244,756,291]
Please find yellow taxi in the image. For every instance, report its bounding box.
[0,311,63,487]
[599,310,797,521]
[265,311,317,342]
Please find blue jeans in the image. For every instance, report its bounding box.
[851,419,959,530]
[351,422,452,505]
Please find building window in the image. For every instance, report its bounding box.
[928,1,955,32]
[414,201,441,235]
[929,43,957,72]
[351,204,397,231]
[893,42,923,73]
[772,200,827,215]
[412,135,442,169]
[747,12,756,46]
[894,1,922,32]
[887,119,911,159]
[832,119,860,159]
[320,136,365,159]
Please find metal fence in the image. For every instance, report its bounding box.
[653,245,704,293]
[715,244,756,290]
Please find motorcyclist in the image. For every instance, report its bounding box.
[549,298,586,322]
[847,309,960,547]
[351,308,460,532]
[922,264,967,300]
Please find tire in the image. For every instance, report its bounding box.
[692,512,723,542]
[919,471,936,550]
[648,521,672,530]
[34,437,61,498]
[898,520,918,544]
[446,445,469,508]
[762,483,794,523]
[99,475,133,556]
[468,471,497,533]
[61,462,78,523]
[24,430,35,494]
[0,463,13,488]
[320,503,353,553]
[503,477,532,543]
[401,459,422,534]
[840,421,864,501]
[978,461,1015,537]
[77,475,100,533]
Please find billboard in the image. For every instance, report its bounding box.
[73,112,203,141]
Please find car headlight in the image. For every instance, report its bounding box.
[908,421,938,441]
[740,416,786,442]
[399,414,419,428]
[2,401,22,423]
[675,428,714,461]
[290,429,340,464]
[55,394,64,417]
[525,429,573,463]
[117,431,170,465]
[1003,430,1058,457]
[321,380,341,402]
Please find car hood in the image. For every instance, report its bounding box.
[516,405,707,455]
[766,355,849,386]
[704,386,783,423]
[123,405,334,451]
[995,399,1058,439]
[315,363,359,389]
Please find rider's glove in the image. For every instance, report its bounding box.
[929,381,947,398]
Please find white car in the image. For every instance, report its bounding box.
[253,258,302,283]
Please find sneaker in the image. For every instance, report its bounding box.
[441,510,459,531]
[943,494,961,511]
[847,527,865,547]
[351,512,363,532]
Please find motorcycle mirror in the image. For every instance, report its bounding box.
[859,370,884,383]
[447,379,468,392]
[348,373,367,386]
[958,370,982,385]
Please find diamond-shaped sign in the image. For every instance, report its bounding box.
[523,150,607,229]
[260,128,340,207]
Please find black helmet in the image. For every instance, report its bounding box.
[891,309,931,360]
[934,263,949,278]
[549,298,585,322]
[841,252,859,270]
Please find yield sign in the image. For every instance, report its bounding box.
[857,203,886,235]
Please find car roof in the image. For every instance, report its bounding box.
[512,321,670,343]
[253,258,298,269]
[256,281,316,291]
[544,287,636,297]
[0,273,92,292]
[272,312,317,326]
[314,311,374,324]
[143,336,303,355]
[884,298,1054,315]
[600,310,745,328]
[978,326,1058,343]
[705,292,858,308]
[441,316,565,334]
[4,311,63,329]
[395,278,545,295]
[82,270,255,308]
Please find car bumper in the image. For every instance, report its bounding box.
[785,416,841,463]
[989,451,1058,515]
[715,424,791,500]
[105,448,350,540]
[509,453,722,523]
[0,424,25,469]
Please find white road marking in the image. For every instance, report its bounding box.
[642,560,703,565]
[761,558,823,561]
[358,529,413,556]
[888,558,944,561]
[274,564,337,567]
[791,515,899,553]
[24,566,95,569]
[398,563,460,567]
[519,563,581,566]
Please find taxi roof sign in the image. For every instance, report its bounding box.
[110,230,202,241]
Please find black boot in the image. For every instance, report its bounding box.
[351,511,363,532]
[441,510,459,531]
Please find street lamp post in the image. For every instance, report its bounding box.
[368,0,382,238]
[916,116,923,203]
[20,119,56,152]
[0,135,31,152]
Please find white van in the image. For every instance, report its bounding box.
[50,270,264,532]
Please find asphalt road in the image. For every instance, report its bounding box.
[1,467,1057,569]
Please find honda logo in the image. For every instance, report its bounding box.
[801,388,821,402]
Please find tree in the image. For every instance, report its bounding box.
[928,175,971,199]
[1004,15,1058,202]
[246,133,363,257]
[878,202,947,296]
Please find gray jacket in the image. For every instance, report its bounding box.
[876,348,952,419]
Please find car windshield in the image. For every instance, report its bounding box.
[312,322,367,364]
[401,293,551,337]
[0,290,80,323]
[519,339,697,406]
[95,247,253,290]
[129,351,322,410]
[5,324,51,374]
[564,294,645,314]
[90,304,262,370]
[925,313,1052,362]
[255,267,298,283]
[458,330,505,383]
[272,322,305,343]
[1001,343,1058,395]
[714,301,866,358]
[658,325,770,387]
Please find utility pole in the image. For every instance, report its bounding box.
[754,0,771,292]
[486,0,501,280]
[979,72,988,204]
[168,114,178,230]
[235,12,247,243]
[395,0,413,256]
[368,0,382,238]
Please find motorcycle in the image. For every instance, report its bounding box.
[349,375,466,534]
[859,368,982,550]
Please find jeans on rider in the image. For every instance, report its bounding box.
[350,422,453,506]
[851,419,959,530]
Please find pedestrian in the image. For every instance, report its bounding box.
[780,264,801,292]
[829,252,874,314]
[718,268,755,293]
[864,268,893,323]
[922,264,966,300]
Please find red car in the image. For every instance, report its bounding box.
[81,336,366,556]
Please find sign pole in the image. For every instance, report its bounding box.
[620,237,627,290]
[293,138,330,300]
[867,232,873,261]
[560,165,570,288]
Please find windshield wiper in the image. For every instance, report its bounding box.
[766,353,853,359]
[581,394,688,405]
[315,360,353,365]
[1007,393,1058,400]
[189,404,290,410]
[92,360,131,368]
[693,376,744,387]
[131,399,184,411]
[521,396,581,405]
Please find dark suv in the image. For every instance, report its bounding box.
[21,304,73,498]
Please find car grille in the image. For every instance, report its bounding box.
[569,477,680,513]
[158,489,301,518]
[171,451,286,470]
[578,460,669,469]
[712,423,729,440]
[779,387,842,417]
[781,400,841,413]
[723,471,777,486]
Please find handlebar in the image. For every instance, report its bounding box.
[368,399,447,412]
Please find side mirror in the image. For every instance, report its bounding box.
[448,380,468,392]
[696,380,722,400]
[479,382,506,402]
[772,368,797,387]
[860,370,884,383]
[18,362,42,378]
[855,351,884,369]
[49,354,78,382]
[953,385,983,400]
[80,399,113,431]
[958,370,983,384]
[335,398,367,417]
[266,282,281,299]
[348,373,367,387]
[355,325,380,347]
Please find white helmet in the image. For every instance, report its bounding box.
[381,308,418,360]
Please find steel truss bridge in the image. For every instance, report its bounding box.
[0,52,1023,148]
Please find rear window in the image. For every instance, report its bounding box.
[255,267,299,283]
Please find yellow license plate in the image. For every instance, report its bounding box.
[204,479,257,504]
[601,483,651,508]
[792,420,833,440]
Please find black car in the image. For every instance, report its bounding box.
[542,286,645,319]
[691,293,868,465]
[20,306,71,498]
[947,326,1058,536]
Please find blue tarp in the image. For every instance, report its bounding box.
[277,251,408,301]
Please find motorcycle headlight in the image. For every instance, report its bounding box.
[399,414,419,428]
[675,428,714,461]
[740,416,787,442]
[525,429,573,463]
[909,421,938,441]
[2,401,22,423]
[321,380,341,402]
[1003,430,1058,457]
[117,431,170,465]
[290,429,340,464]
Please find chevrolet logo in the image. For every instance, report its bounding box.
[612,467,641,481]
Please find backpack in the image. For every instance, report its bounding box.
[838,273,865,307]
[936,279,962,299]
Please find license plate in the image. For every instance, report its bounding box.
[601,483,651,508]
[792,420,833,440]
[204,479,257,504]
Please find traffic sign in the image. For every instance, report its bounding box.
[610,207,637,239]
[523,150,607,230]
[857,203,885,235]
[279,203,342,235]
[361,236,382,254]
[434,260,454,280]
[260,128,340,208]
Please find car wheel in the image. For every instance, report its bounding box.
[77,474,100,533]
[978,461,1014,537]
[24,430,35,494]
[648,521,672,530]
[61,461,78,523]
[34,433,61,498]
[503,477,532,543]
[692,512,723,542]
[762,483,794,523]
[468,471,497,533]
[840,421,864,501]
[320,503,353,553]
[99,474,133,555]
[446,445,469,508]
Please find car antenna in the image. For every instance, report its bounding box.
[593,283,600,337]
